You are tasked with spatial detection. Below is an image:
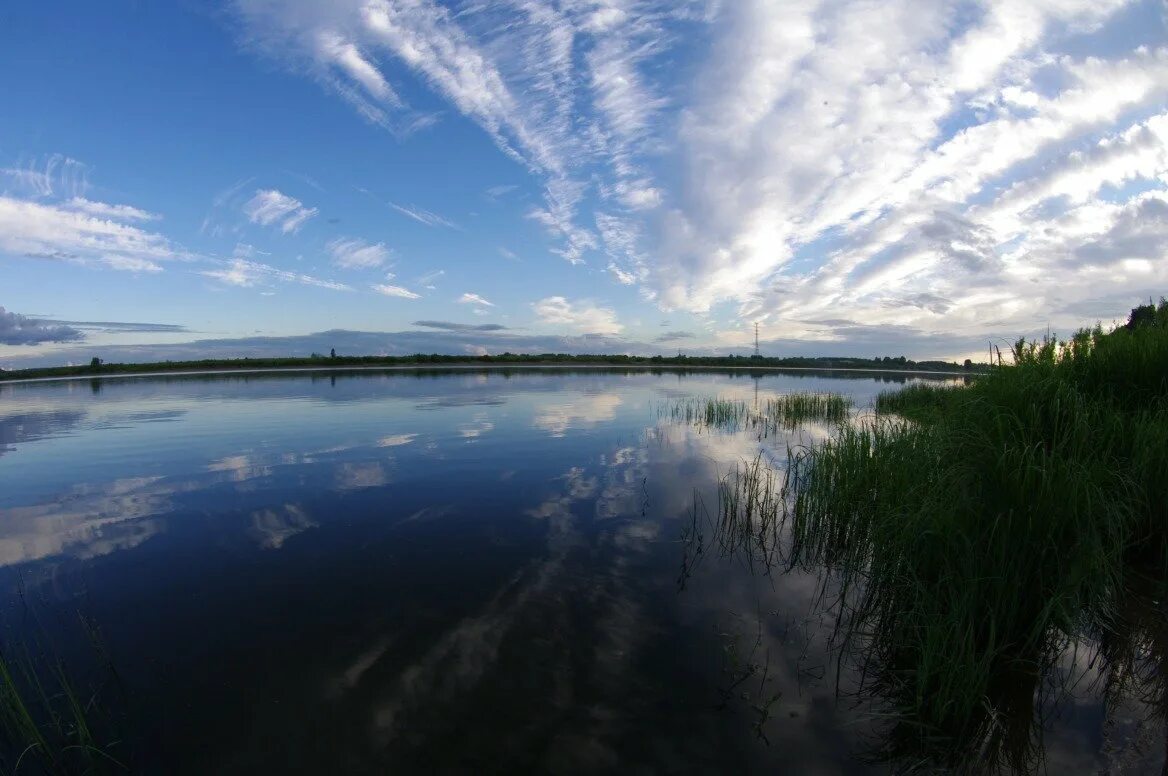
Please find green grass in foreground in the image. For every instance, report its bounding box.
[0,609,127,774]
[781,299,1168,769]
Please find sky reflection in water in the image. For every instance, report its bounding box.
[0,369,1160,773]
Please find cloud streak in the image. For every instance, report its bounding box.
[457,293,493,307]
[371,283,421,299]
[0,307,84,345]
[201,259,351,291]
[328,237,390,268]
[389,202,458,229]
[243,189,318,234]
[413,320,507,332]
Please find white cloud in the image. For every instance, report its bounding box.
[231,0,688,271]
[607,263,636,285]
[532,296,622,335]
[230,0,1168,349]
[372,282,421,299]
[650,0,1168,340]
[485,184,518,200]
[65,197,159,221]
[0,195,176,272]
[416,268,445,289]
[243,189,318,233]
[612,181,662,211]
[328,237,390,268]
[389,202,458,229]
[0,154,89,199]
[316,30,399,104]
[457,292,493,307]
[201,258,351,291]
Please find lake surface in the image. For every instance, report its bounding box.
[0,369,1163,773]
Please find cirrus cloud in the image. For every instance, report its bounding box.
[328,237,390,268]
[457,292,493,307]
[201,258,351,291]
[372,282,421,299]
[243,189,318,234]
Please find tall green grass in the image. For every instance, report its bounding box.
[663,393,852,436]
[763,393,851,430]
[0,613,128,774]
[678,453,784,588]
[874,382,961,420]
[780,300,1168,768]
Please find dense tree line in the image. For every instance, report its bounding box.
[0,351,981,381]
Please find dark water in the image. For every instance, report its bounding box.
[0,369,1162,773]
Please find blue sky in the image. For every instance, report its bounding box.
[1,0,1166,367]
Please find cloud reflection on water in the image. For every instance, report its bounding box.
[250,504,317,550]
[0,370,1152,771]
[532,393,623,437]
[0,476,178,566]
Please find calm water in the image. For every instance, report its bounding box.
[0,369,1162,773]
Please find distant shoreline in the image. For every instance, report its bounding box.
[0,359,979,385]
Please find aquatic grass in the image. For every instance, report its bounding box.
[763,393,851,430]
[0,614,128,774]
[678,452,786,589]
[662,392,852,436]
[716,453,784,573]
[874,382,962,420]
[665,397,750,431]
[777,304,1168,767]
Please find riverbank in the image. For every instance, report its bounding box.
[0,356,981,384]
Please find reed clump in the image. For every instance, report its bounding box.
[664,393,852,435]
[763,393,851,429]
[874,382,961,420]
[669,397,751,431]
[783,299,1168,767]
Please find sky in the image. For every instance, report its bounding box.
[1,0,1166,368]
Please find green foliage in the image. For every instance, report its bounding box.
[663,393,852,435]
[0,615,128,774]
[1124,297,1168,331]
[782,303,1168,767]
[874,382,962,420]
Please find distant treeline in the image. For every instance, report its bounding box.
[0,352,982,382]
